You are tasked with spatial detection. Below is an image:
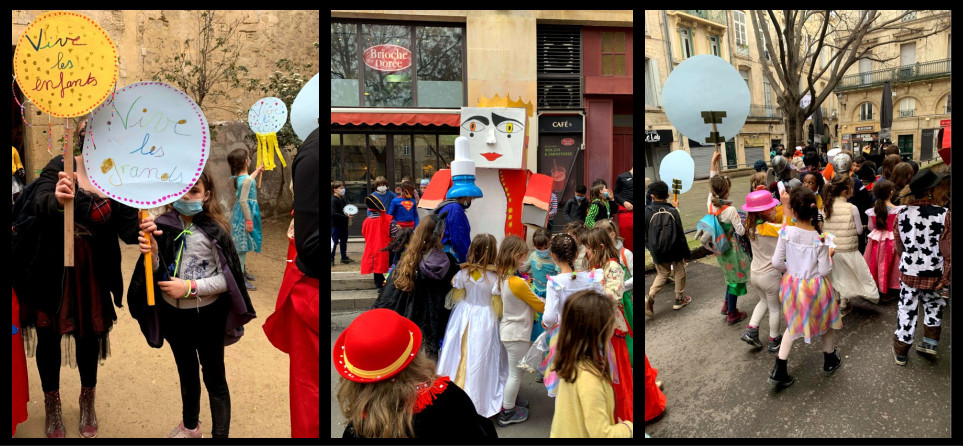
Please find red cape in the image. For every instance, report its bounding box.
[360,213,393,275]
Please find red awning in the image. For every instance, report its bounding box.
[331,112,459,127]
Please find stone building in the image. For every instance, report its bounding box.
[645,10,841,179]
[832,10,951,162]
[11,9,320,214]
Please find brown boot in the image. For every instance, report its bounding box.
[893,334,911,366]
[44,390,66,438]
[917,325,941,356]
[79,387,98,438]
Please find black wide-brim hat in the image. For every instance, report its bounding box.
[908,168,950,195]
[365,194,386,212]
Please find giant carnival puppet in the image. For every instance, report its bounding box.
[418,101,553,258]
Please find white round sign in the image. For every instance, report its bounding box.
[84,82,209,208]
[248,97,288,133]
[662,55,750,145]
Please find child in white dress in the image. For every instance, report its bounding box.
[525,233,603,397]
[436,234,508,418]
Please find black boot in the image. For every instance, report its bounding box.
[209,391,231,438]
[768,358,795,388]
[823,348,842,376]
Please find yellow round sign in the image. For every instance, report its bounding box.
[14,11,118,118]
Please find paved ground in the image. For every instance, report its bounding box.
[643,260,952,438]
[330,310,555,438]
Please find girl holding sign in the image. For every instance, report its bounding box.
[129,169,256,438]
[12,154,146,438]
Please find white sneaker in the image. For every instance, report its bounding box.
[166,420,202,438]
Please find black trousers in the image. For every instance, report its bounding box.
[160,296,231,438]
[35,325,100,392]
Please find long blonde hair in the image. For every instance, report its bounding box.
[394,214,445,293]
[336,350,437,438]
[554,290,615,384]
[495,235,528,289]
[459,234,498,277]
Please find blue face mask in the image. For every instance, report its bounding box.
[173,198,204,216]
[575,195,584,201]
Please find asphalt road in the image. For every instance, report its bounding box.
[329,310,555,438]
[643,259,952,438]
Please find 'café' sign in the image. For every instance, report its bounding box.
[364,44,411,72]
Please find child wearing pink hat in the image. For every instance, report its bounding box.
[739,189,785,352]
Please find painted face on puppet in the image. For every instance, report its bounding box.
[460,107,526,169]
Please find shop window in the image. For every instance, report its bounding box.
[416,26,464,108]
[362,23,413,107]
[331,23,360,106]
[333,21,465,108]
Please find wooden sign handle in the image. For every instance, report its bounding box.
[64,125,74,267]
[141,209,155,306]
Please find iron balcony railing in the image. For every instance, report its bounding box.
[748,104,782,119]
[674,10,728,26]
[835,58,951,92]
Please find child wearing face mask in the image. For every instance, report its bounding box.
[585,183,612,229]
[368,176,397,218]
[227,149,264,290]
[131,168,257,438]
[564,184,588,224]
[518,228,560,376]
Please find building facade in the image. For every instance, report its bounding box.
[331,10,633,236]
[645,10,842,180]
[833,10,951,162]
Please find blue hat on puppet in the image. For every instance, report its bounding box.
[446,136,483,199]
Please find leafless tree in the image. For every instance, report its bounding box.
[750,10,951,149]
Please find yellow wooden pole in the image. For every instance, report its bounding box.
[141,209,155,306]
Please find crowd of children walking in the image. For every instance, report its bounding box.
[335,178,634,438]
[645,145,951,398]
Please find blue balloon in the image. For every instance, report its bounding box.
[662,55,750,145]
[659,150,695,194]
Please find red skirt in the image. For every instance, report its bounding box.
[263,262,320,437]
[611,329,633,422]
[618,206,633,252]
[12,288,29,436]
[644,355,667,422]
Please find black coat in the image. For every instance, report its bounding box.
[371,251,457,359]
[127,211,256,348]
[13,155,141,324]
[292,127,320,279]
[342,379,496,438]
[563,197,588,223]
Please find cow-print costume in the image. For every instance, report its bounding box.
[894,204,948,346]
[895,284,946,345]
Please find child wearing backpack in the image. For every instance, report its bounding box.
[702,152,751,324]
[644,181,691,317]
